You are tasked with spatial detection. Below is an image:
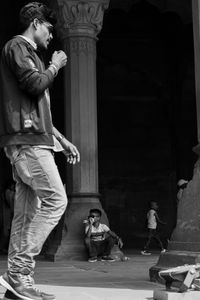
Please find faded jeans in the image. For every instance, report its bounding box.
[84,236,115,258]
[5,146,68,275]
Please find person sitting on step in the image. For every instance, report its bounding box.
[84,208,123,262]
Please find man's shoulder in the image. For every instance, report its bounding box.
[99,222,106,226]
[99,223,110,230]
[4,36,21,46]
[3,36,30,53]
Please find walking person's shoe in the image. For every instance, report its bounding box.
[141,250,151,255]
[39,291,55,300]
[161,249,166,253]
[3,289,56,300]
[101,256,115,262]
[88,257,97,263]
[0,271,43,300]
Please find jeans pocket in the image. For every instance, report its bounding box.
[14,152,33,186]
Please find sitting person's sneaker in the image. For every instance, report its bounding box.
[88,257,97,263]
[0,271,43,300]
[3,289,55,300]
[141,250,151,255]
[101,256,115,262]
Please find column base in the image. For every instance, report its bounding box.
[44,193,126,261]
[149,250,200,283]
[168,241,200,252]
[46,239,87,261]
[45,194,111,261]
[55,196,103,261]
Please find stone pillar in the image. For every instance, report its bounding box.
[49,0,110,260]
[193,0,200,143]
[149,0,200,282]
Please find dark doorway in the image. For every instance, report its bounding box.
[97,0,197,249]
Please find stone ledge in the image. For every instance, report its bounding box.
[149,251,200,283]
[153,289,200,300]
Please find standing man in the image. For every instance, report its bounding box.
[0,2,80,300]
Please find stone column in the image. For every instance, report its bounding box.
[193,0,200,143]
[149,0,200,282]
[50,0,110,260]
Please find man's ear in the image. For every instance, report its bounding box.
[32,18,40,30]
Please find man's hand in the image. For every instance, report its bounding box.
[51,50,67,70]
[88,217,95,225]
[61,138,80,164]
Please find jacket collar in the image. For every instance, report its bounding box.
[17,35,37,50]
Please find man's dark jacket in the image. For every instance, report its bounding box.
[0,35,55,147]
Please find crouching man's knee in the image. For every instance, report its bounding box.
[106,236,116,247]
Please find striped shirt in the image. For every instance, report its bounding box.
[85,223,110,241]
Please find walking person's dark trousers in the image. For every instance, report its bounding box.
[144,228,164,250]
[85,236,115,258]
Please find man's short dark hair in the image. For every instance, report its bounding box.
[19,2,57,31]
[89,208,102,217]
[149,201,158,209]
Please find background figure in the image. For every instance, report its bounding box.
[177,179,188,202]
[0,2,80,300]
[0,179,15,254]
[141,201,166,255]
[84,208,123,262]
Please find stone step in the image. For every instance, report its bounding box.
[153,289,200,300]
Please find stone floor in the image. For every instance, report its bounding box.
[0,250,165,300]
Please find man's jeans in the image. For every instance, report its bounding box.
[144,228,164,251]
[6,146,67,274]
[84,236,115,258]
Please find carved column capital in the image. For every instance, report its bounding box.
[56,0,110,39]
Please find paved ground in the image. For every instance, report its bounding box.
[0,250,164,300]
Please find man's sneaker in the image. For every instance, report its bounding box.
[161,249,166,253]
[88,257,97,263]
[101,256,115,262]
[40,291,55,300]
[141,250,151,255]
[0,272,43,300]
[3,289,55,300]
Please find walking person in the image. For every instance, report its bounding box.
[0,2,80,300]
[141,201,166,255]
[177,179,188,202]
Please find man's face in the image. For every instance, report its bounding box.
[151,203,158,210]
[89,213,100,224]
[34,20,53,49]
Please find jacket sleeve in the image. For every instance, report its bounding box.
[6,43,54,96]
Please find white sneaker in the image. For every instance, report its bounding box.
[161,249,166,253]
[88,257,97,263]
[141,250,151,255]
